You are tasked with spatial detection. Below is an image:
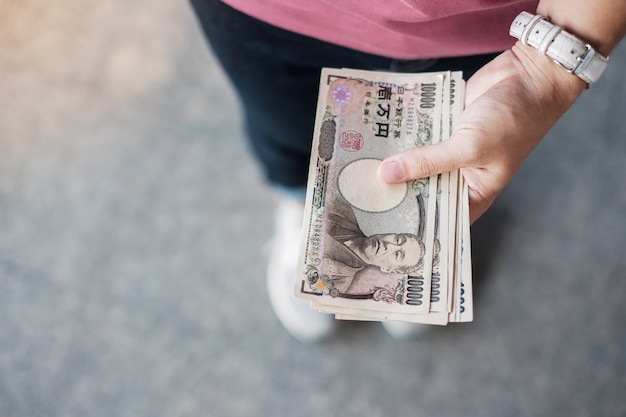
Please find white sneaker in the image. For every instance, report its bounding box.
[266,197,335,343]
[381,321,429,340]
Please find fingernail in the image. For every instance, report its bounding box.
[379,160,404,183]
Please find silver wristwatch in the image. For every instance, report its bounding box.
[509,11,609,86]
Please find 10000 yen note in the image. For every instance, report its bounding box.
[309,70,474,325]
[295,68,445,315]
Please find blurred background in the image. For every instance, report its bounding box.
[1,1,625,416]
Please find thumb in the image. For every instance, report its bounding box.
[377,139,469,183]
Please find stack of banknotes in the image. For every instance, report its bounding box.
[295,68,473,325]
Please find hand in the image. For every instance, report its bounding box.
[378,44,585,223]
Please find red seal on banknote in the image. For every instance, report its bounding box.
[340,130,363,152]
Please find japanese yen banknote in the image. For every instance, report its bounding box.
[294,68,473,325]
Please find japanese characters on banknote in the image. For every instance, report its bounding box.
[294,68,472,325]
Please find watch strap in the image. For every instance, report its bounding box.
[510,11,608,86]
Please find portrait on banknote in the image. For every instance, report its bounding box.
[319,193,427,295]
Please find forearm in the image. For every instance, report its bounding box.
[536,0,626,56]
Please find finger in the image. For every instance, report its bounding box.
[468,188,495,224]
[462,167,503,224]
[377,138,470,183]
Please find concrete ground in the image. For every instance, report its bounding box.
[1,1,625,416]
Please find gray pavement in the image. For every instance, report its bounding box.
[1,1,625,416]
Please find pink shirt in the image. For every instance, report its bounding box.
[221,0,539,59]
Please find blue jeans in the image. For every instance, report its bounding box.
[190,0,500,190]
